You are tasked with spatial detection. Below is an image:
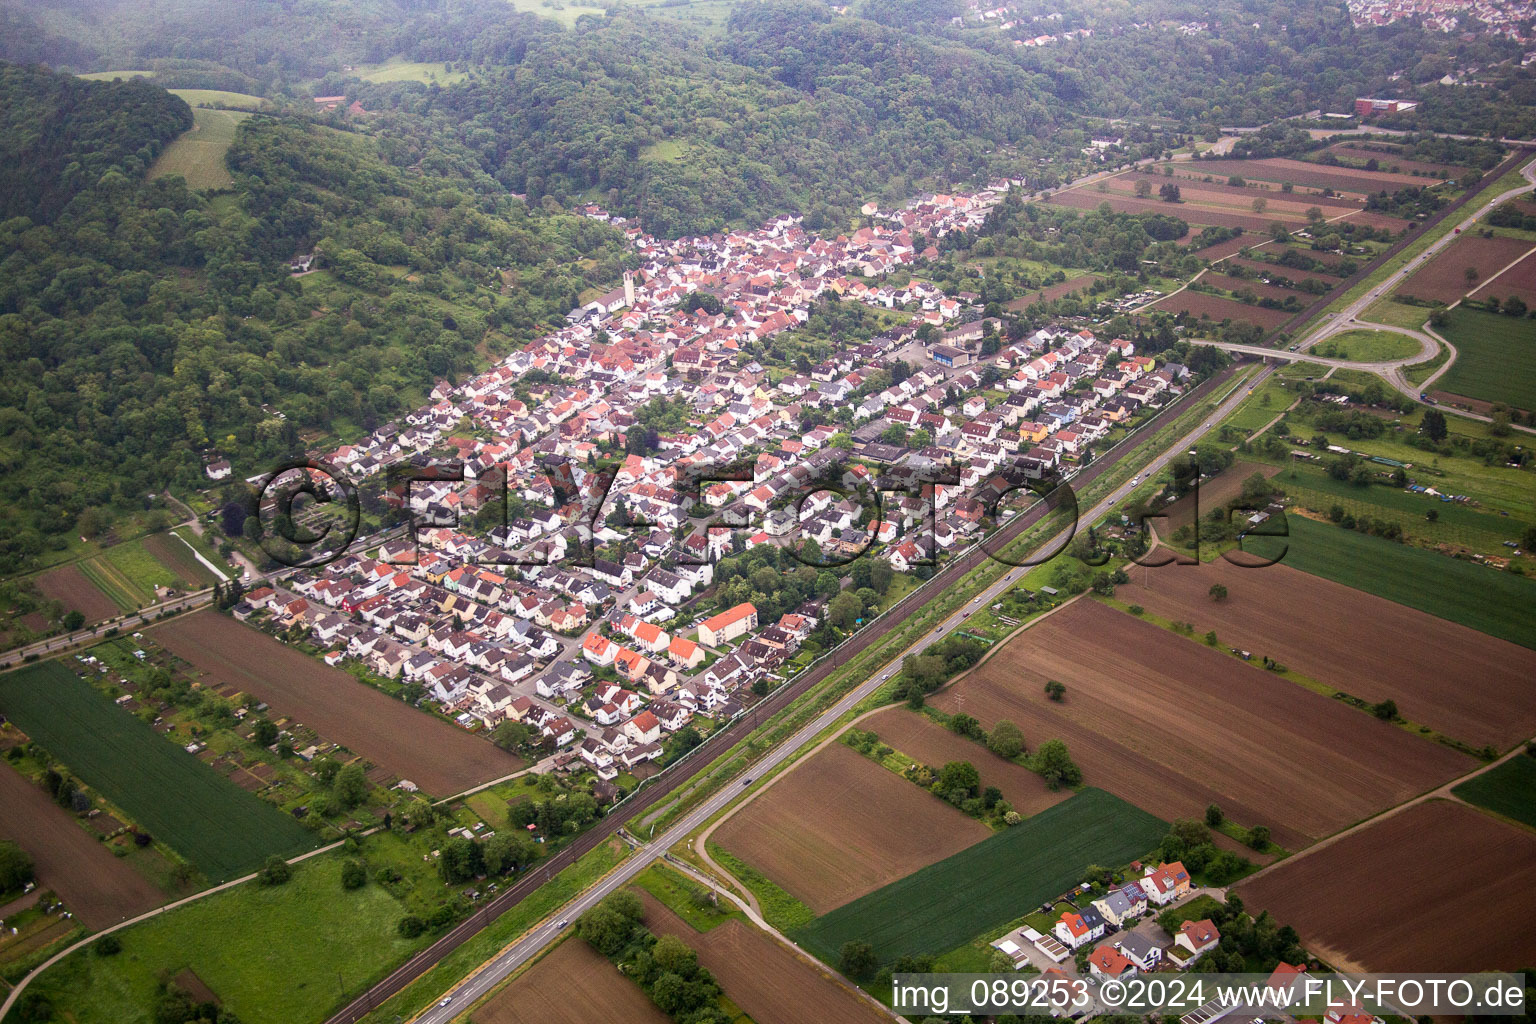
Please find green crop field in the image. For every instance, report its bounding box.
[28,852,427,1024]
[100,538,181,596]
[76,70,155,81]
[1453,755,1536,829]
[1246,516,1536,649]
[1435,307,1536,410]
[506,0,609,27]
[792,789,1167,962]
[150,107,251,190]
[0,662,319,880]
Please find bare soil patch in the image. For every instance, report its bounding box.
[1204,273,1298,303]
[35,564,117,623]
[1225,257,1340,285]
[143,534,216,587]
[1339,209,1412,233]
[1394,234,1534,304]
[861,706,1070,817]
[1118,559,1536,749]
[1006,274,1101,309]
[1324,145,1462,178]
[640,892,889,1024]
[1048,190,1278,232]
[153,611,518,796]
[713,741,989,913]
[1469,248,1536,307]
[1177,158,1429,193]
[477,937,670,1024]
[0,762,165,929]
[1151,290,1294,328]
[1239,800,1536,971]
[1118,173,1361,210]
[930,601,1473,850]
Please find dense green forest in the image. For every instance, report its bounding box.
[0,62,191,221]
[0,61,624,574]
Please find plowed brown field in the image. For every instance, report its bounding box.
[0,762,165,928]
[930,601,1473,850]
[154,611,519,796]
[713,741,989,913]
[1395,234,1534,303]
[1151,290,1294,328]
[640,893,889,1024]
[1120,560,1536,749]
[1470,249,1536,307]
[477,938,670,1024]
[1239,800,1536,971]
[35,564,118,623]
[860,706,1070,818]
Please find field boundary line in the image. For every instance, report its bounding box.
[1238,736,1536,892]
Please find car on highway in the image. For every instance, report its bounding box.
[438,996,453,1007]
[557,919,569,928]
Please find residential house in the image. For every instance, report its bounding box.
[1174,919,1220,960]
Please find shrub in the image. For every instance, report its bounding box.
[256,855,292,886]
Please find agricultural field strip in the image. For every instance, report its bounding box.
[0,661,320,880]
[931,600,1477,848]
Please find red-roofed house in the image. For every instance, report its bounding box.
[623,709,661,745]
[1140,861,1190,905]
[1175,919,1220,960]
[698,603,757,646]
[1087,944,1137,978]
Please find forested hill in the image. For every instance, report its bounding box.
[0,64,625,574]
[0,62,191,222]
[389,7,1065,237]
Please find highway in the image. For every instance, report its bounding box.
[404,365,1265,1024]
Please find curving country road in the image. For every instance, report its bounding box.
[1185,152,1536,430]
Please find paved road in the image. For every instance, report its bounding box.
[0,588,217,670]
[1298,152,1536,356]
[1183,153,1536,434]
[404,368,1264,1024]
